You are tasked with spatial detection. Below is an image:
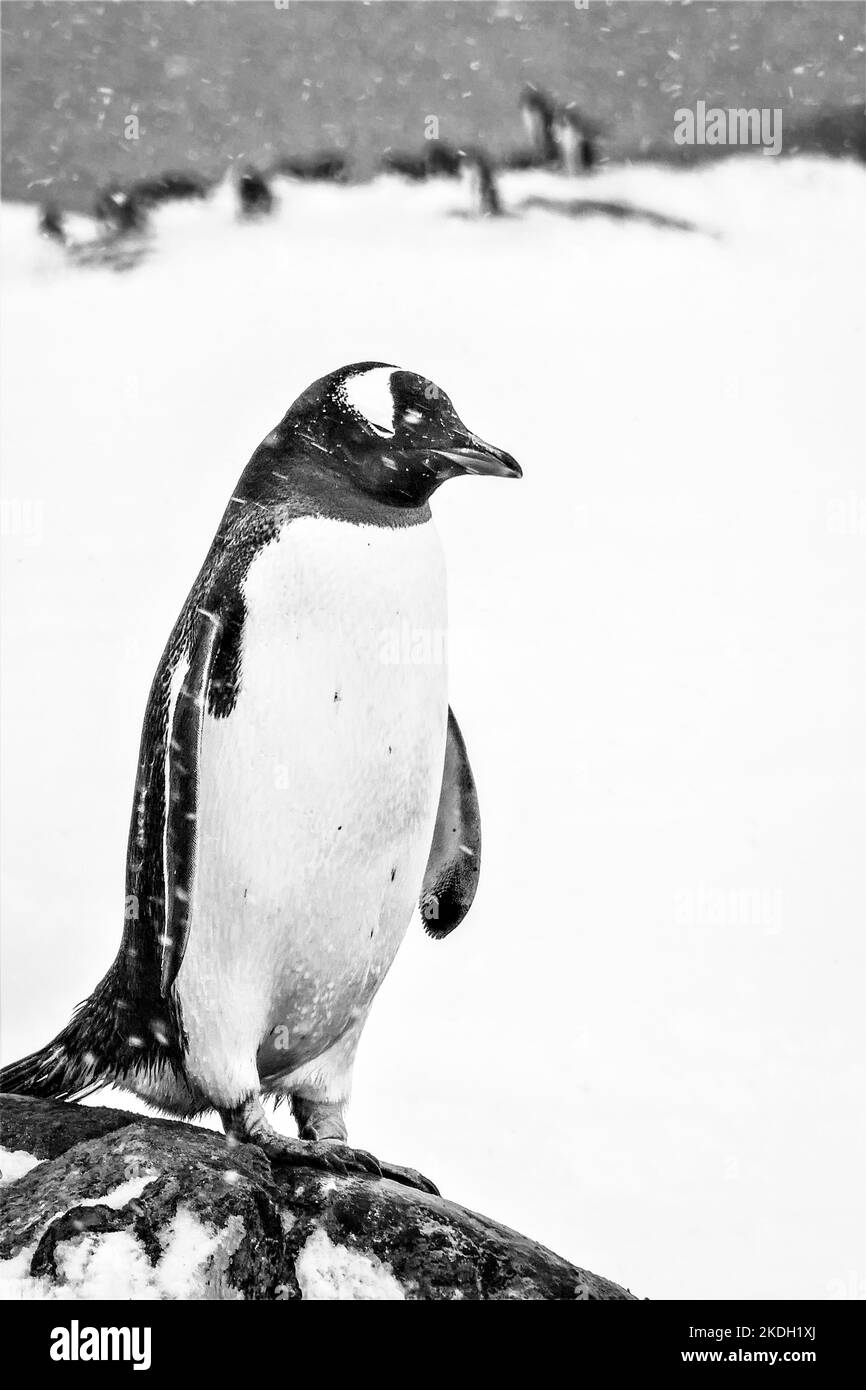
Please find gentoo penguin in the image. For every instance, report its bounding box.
[458,148,503,217]
[552,106,597,174]
[0,364,521,1192]
[519,84,559,166]
[94,183,146,235]
[237,166,274,218]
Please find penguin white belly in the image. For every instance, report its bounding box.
[175,515,448,1107]
[559,124,580,174]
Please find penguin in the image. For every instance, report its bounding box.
[38,201,66,244]
[237,166,274,218]
[0,363,521,1193]
[94,183,146,235]
[552,106,597,174]
[519,84,559,166]
[272,152,348,183]
[379,142,461,182]
[424,140,462,178]
[130,170,209,208]
[458,148,504,218]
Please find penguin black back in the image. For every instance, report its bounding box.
[380,141,461,182]
[130,170,209,208]
[271,152,348,183]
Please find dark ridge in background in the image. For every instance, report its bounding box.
[1,0,864,210]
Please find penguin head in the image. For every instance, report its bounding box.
[277,362,521,507]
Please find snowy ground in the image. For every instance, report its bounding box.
[2,158,865,1301]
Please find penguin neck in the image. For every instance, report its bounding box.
[227,453,433,531]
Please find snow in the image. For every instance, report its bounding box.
[0,1205,245,1300]
[2,157,864,1301]
[295,1227,406,1300]
[155,1209,245,1299]
[0,1147,42,1184]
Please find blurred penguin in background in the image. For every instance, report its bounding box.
[237,166,274,219]
[130,170,209,208]
[271,152,348,183]
[459,148,503,218]
[94,183,147,235]
[424,140,462,178]
[553,105,597,174]
[38,201,66,244]
[519,85,559,166]
[380,140,461,181]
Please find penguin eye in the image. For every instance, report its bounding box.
[402,409,424,427]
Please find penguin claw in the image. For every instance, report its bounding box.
[314,1142,439,1195]
[311,1140,383,1180]
[377,1162,440,1197]
[227,1103,439,1195]
[252,1134,381,1182]
[250,1134,438,1195]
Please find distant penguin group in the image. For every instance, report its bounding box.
[32,85,608,260]
[34,147,352,263]
[38,167,209,265]
[452,89,702,232]
[453,88,599,219]
[520,84,599,172]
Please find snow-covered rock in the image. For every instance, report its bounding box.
[0,1096,636,1300]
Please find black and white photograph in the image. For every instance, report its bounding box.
[0,0,864,1337]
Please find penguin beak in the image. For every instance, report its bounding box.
[432,432,522,480]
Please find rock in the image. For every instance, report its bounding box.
[0,1095,637,1301]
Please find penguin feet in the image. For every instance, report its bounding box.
[261,1133,385,1181]
[291,1094,439,1194]
[320,1142,440,1196]
[267,1135,439,1196]
[221,1095,439,1195]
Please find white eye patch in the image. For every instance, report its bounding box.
[340,367,397,438]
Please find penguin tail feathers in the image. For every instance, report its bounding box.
[0,989,116,1102]
[0,1037,107,1102]
[0,966,187,1104]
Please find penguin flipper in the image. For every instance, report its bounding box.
[420,707,481,939]
[158,606,225,994]
[123,509,267,1028]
